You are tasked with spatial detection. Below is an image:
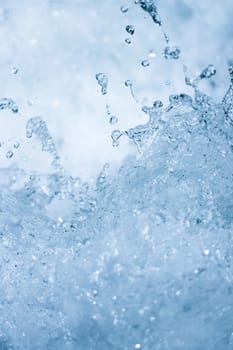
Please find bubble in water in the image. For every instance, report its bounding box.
[200,64,216,79]
[11,67,19,74]
[6,150,13,159]
[141,60,150,67]
[125,25,135,35]
[120,5,129,13]
[96,73,108,95]
[125,38,132,45]
[0,98,18,113]
[163,46,180,59]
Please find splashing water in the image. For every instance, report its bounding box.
[0,1,233,350]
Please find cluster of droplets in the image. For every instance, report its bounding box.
[185,64,217,88]
[0,98,18,113]
[121,1,180,67]
[96,73,108,95]
[26,116,61,169]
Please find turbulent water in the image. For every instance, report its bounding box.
[0,1,233,349]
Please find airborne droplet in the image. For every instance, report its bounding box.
[125,25,135,35]
[163,46,180,60]
[141,60,150,67]
[96,73,108,95]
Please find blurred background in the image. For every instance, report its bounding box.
[0,0,232,179]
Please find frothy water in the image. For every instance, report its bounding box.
[0,1,233,349]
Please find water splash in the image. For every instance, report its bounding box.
[137,0,162,26]
[0,1,233,350]
[26,116,61,169]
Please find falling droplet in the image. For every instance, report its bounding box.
[125,38,132,45]
[96,73,108,95]
[120,5,128,13]
[163,46,180,60]
[109,116,118,125]
[6,150,14,159]
[125,25,135,35]
[13,141,20,149]
[11,67,19,75]
[111,130,123,147]
[200,64,216,79]
[141,60,150,67]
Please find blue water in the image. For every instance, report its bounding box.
[0,1,233,349]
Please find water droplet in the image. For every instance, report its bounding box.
[96,73,108,95]
[120,5,128,13]
[153,100,163,108]
[13,141,20,149]
[141,60,150,67]
[163,46,180,60]
[200,64,216,79]
[125,38,132,45]
[125,25,135,35]
[111,130,123,147]
[11,67,19,74]
[109,116,118,125]
[138,0,162,26]
[6,150,13,159]
[169,93,192,106]
[27,99,34,106]
[204,249,210,256]
[0,98,18,113]
[125,80,132,87]
[26,117,61,170]
[149,50,157,58]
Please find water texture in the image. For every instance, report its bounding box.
[0,1,233,349]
